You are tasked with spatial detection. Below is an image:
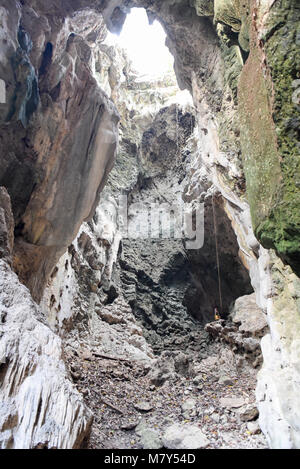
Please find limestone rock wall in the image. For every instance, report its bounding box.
[0,187,14,266]
[40,200,154,363]
[238,0,300,277]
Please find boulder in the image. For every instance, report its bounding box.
[140,429,163,450]
[218,375,234,386]
[230,294,268,336]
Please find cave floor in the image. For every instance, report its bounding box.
[66,339,267,449]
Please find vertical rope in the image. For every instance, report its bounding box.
[212,195,223,313]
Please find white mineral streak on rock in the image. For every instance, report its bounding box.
[0,260,92,449]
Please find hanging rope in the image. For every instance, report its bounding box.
[212,194,223,314]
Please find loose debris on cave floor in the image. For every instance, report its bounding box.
[65,337,267,450]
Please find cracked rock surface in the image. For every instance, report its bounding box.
[66,339,267,449]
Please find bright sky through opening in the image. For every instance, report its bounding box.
[107,8,174,79]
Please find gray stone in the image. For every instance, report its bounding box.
[191,0,214,16]
[211,413,220,423]
[0,261,92,449]
[247,421,261,435]
[218,375,234,386]
[135,420,149,437]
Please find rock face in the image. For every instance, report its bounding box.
[0,187,14,265]
[38,64,210,354]
[40,204,154,362]
[0,0,120,449]
[230,295,268,336]
[36,61,260,449]
[39,61,190,362]
[148,351,196,387]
